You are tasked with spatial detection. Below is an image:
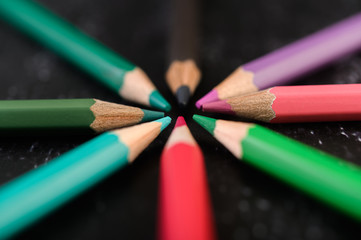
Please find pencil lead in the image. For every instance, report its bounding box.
[192,114,216,135]
[195,89,219,109]
[174,116,186,128]
[140,109,165,122]
[149,91,172,112]
[154,116,172,131]
[176,86,191,107]
[202,100,235,115]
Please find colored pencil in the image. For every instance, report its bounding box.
[202,84,361,123]
[158,117,216,240]
[0,0,171,111]
[193,114,361,221]
[165,0,201,107]
[0,117,171,240]
[0,98,164,134]
[195,13,361,108]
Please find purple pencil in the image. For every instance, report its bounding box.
[196,13,361,109]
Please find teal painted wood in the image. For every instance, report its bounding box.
[0,132,129,240]
[0,0,134,92]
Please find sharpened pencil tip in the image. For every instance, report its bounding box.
[176,86,191,107]
[192,115,216,134]
[149,91,172,112]
[195,89,219,109]
[154,116,172,131]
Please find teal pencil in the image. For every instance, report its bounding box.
[0,0,171,111]
[0,117,171,240]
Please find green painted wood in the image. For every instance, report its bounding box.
[0,0,134,93]
[0,99,96,133]
[242,125,361,221]
[0,132,129,240]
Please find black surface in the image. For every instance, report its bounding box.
[1,0,361,239]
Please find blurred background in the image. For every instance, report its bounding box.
[1,0,361,239]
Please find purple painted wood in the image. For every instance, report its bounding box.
[243,13,361,89]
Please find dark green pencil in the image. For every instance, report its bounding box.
[0,99,164,134]
[0,0,171,111]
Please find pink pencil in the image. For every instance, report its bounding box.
[202,84,361,123]
[196,13,361,108]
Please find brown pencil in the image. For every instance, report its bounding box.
[165,0,201,107]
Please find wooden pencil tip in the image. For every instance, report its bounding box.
[176,86,191,107]
[166,60,201,106]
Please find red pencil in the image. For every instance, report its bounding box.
[202,84,361,123]
[158,116,216,240]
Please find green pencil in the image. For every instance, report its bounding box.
[193,114,361,221]
[0,0,171,111]
[0,98,164,134]
[0,117,171,240]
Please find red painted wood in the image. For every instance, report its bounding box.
[158,143,215,240]
[270,84,361,123]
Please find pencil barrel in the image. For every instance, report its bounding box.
[159,144,215,240]
[0,0,134,92]
[243,125,361,220]
[0,132,129,239]
[0,99,96,133]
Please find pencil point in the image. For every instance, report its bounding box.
[149,91,172,112]
[141,109,165,123]
[192,114,216,135]
[176,86,191,107]
[195,89,219,109]
[175,116,186,128]
[202,100,235,115]
[154,116,172,131]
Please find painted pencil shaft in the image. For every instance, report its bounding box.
[194,115,361,221]
[166,0,201,106]
[196,13,361,108]
[202,84,361,123]
[0,0,170,111]
[0,117,171,240]
[0,99,164,133]
[158,117,215,240]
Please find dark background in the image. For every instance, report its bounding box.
[1,0,361,239]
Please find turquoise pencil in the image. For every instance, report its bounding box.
[0,0,171,111]
[0,117,171,240]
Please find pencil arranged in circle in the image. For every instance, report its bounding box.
[193,114,361,221]
[0,98,164,134]
[202,84,361,123]
[0,117,171,240]
[0,0,171,111]
[166,0,201,107]
[196,13,361,108]
[158,117,216,240]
